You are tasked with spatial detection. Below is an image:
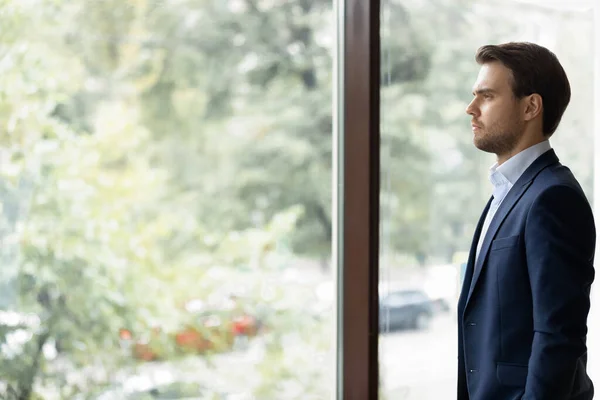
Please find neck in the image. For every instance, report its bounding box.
[496,134,546,165]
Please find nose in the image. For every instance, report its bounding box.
[466,99,478,117]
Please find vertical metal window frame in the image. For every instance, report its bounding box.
[334,0,381,399]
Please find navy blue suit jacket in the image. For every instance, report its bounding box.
[457,150,596,400]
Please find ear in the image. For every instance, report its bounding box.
[523,93,543,122]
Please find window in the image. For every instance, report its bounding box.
[0,1,341,398]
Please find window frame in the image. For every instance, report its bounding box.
[336,0,381,398]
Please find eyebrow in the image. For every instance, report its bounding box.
[472,88,496,96]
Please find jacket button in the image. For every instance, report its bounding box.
[469,369,477,373]
[468,322,477,326]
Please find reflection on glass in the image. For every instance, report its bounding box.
[0,1,335,399]
[379,0,595,398]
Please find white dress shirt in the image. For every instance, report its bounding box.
[475,140,552,263]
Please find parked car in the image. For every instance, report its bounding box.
[379,289,437,332]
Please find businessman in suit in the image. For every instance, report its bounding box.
[457,42,596,400]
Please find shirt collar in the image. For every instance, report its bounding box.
[488,140,552,190]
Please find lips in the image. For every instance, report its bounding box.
[471,122,482,130]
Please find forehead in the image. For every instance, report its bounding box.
[472,61,513,92]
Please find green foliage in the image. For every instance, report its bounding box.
[0,0,437,395]
[1,0,593,398]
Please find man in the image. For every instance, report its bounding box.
[457,42,596,400]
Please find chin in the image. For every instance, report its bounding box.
[473,137,494,154]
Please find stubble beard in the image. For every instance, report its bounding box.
[473,121,524,157]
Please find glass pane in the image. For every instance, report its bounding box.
[0,1,336,398]
[379,0,596,399]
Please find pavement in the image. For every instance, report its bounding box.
[380,314,457,400]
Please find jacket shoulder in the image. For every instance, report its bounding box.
[530,163,588,200]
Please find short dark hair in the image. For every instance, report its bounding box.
[475,42,571,137]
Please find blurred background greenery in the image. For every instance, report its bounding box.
[0,0,594,398]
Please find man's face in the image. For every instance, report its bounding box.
[466,61,525,157]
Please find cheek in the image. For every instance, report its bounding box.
[482,103,509,122]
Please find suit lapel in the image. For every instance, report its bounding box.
[464,149,560,308]
[465,179,532,304]
[458,196,492,312]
